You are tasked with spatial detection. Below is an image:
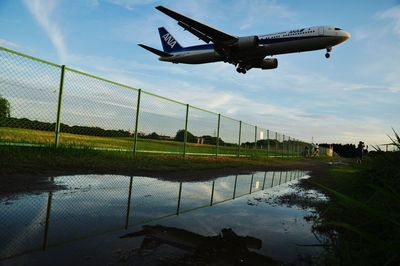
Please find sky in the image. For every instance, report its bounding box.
[0,0,399,147]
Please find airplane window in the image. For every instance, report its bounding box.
[334,27,342,30]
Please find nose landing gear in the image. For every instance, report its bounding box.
[325,47,332,59]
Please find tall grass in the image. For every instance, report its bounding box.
[312,131,400,265]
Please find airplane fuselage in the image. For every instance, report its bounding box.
[159,26,350,65]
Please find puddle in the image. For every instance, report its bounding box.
[0,171,327,265]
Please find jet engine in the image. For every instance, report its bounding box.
[231,36,259,50]
[256,58,278,69]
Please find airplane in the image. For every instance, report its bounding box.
[139,5,351,74]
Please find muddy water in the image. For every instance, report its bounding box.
[0,171,327,265]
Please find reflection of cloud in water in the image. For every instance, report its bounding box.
[0,171,313,262]
[0,195,48,259]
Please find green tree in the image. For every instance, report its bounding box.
[175,129,197,143]
[0,95,11,118]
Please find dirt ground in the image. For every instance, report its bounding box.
[0,159,329,200]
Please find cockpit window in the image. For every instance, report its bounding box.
[334,27,342,30]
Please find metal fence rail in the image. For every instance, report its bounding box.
[0,46,312,157]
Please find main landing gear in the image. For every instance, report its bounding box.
[236,67,247,74]
[325,47,332,58]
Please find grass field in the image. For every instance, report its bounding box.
[0,127,298,157]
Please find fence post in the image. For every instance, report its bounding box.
[275,132,278,157]
[267,130,270,157]
[238,121,242,157]
[262,172,267,190]
[288,137,291,157]
[216,114,221,157]
[294,139,296,156]
[249,174,254,193]
[293,139,298,157]
[297,139,300,156]
[125,176,133,229]
[233,175,238,199]
[133,89,141,155]
[54,65,65,148]
[183,104,189,157]
[42,177,54,250]
[254,126,257,149]
[210,181,215,206]
[282,134,285,157]
[176,182,182,215]
[271,172,275,188]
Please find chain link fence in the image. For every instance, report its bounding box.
[0,47,313,157]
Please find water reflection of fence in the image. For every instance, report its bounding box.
[0,171,307,261]
[0,47,311,157]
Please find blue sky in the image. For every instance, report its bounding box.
[0,0,399,146]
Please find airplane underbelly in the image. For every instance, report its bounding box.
[266,37,338,55]
[230,46,269,61]
[172,51,222,64]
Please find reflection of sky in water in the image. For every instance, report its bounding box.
[0,195,48,258]
[0,171,322,264]
[161,192,322,262]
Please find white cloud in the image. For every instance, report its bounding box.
[50,41,398,147]
[86,0,100,7]
[376,5,400,37]
[0,39,19,48]
[13,1,396,146]
[233,0,296,31]
[352,27,370,41]
[24,0,67,63]
[105,0,156,10]
[389,86,400,93]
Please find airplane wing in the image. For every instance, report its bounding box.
[155,6,238,45]
[156,6,270,72]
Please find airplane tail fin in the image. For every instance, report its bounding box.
[158,27,183,53]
